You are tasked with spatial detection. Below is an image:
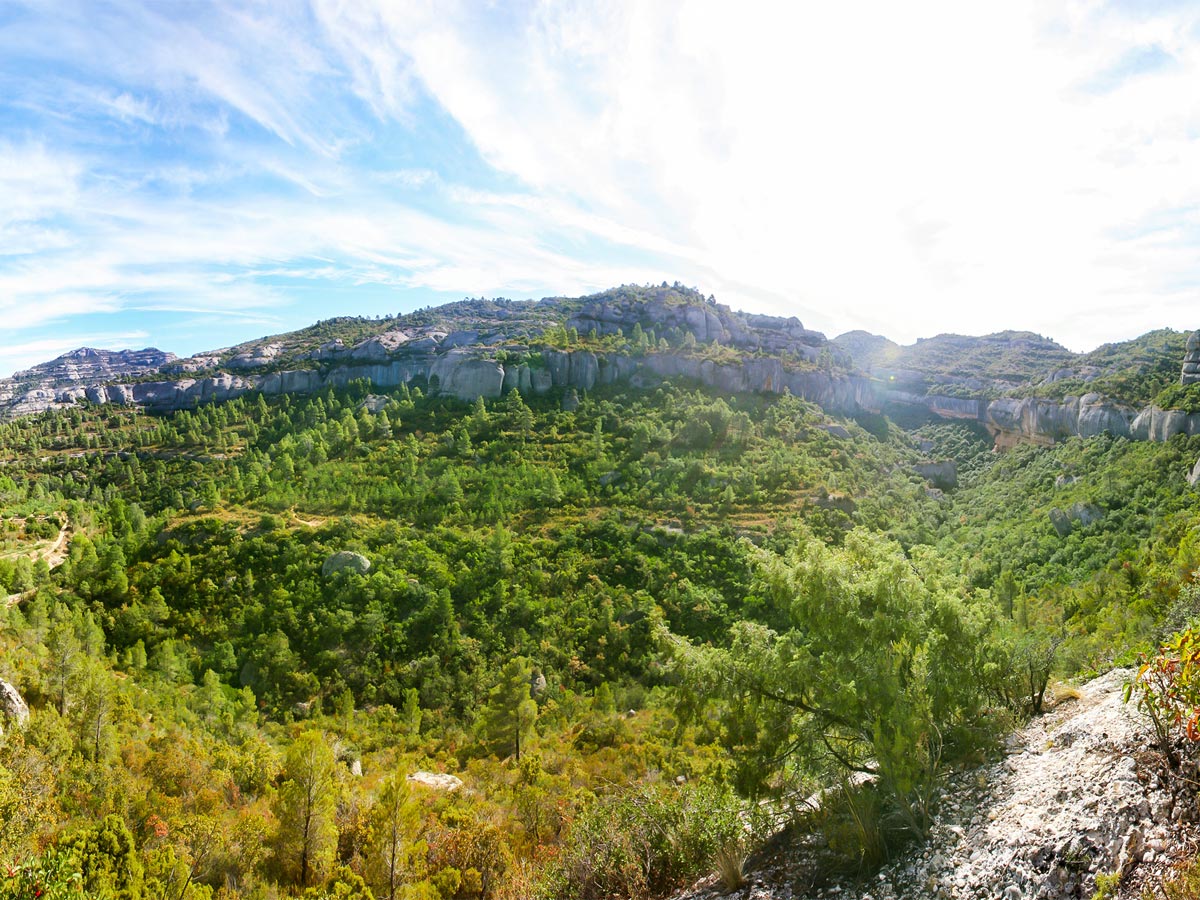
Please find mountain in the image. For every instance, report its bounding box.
[4,286,1199,451]
[0,347,176,419]
[0,286,873,422]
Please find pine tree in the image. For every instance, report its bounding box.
[477,657,537,760]
[275,731,339,886]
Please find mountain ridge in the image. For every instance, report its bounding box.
[3,285,1198,448]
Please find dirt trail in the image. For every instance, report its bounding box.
[3,521,70,608]
[35,521,71,568]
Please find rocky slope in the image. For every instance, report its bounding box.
[679,669,1195,900]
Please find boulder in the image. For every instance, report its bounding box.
[1049,502,1104,537]
[322,551,371,577]
[359,395,390,413]
[820,422,851,440]
[407,771,463,792]
[1189,457,1200,487]
[350,330,412,362]
[441,331,480,349]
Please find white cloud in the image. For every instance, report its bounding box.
[312,0,1200,349]
[7,0,1200,378]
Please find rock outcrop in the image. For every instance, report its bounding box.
[407,771,463,792]
[0,679,29,735]
[1130,406,1200,442]
[568,294,832,360]
[914,460,958,490]
[1182,332,1200,385]
[1049,501,1104,537]
[0,294,1195,455]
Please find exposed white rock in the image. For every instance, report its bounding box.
[0,679,30,735]
[407,771,463,792]
[676,669,1193,900]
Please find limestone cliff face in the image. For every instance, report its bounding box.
[0,341,869,420]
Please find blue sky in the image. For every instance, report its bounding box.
[2,0,1200,376]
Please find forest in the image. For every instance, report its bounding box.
[3,362,1200,899]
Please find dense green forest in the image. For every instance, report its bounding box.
[2,368,1200,899]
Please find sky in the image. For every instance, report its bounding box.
[2,0,1200,377]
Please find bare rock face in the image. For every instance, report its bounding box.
[1131,407,1200,442]
[914,460,958,490]
[0,679,30,735]
[430,352,506,401]
[1190,457,1200,487]
[1049,501,1104,537]
[1182,331,1200,385]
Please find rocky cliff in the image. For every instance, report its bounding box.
[0,288,868,421]
[837,328,1200,448]
[0,347,176,418]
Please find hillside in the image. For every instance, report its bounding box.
[2,290,1200,900]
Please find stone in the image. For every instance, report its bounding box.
[0,679,29,734]
[1182,331,1200,384]
[407,771,463,792]
[350,330,412,362]
[1049,502,1103,536]
[1189,457,1200,487]
[821,422,851,439]
[322,551,371,577]
[359,395,390,413]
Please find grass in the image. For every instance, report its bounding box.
[714,843,747,891]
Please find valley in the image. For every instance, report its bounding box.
[1,285,1200,900]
